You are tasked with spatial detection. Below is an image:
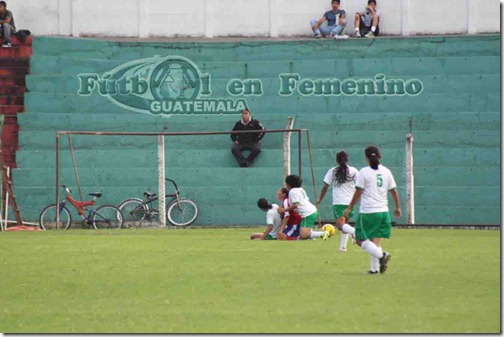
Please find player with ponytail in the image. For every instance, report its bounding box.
[344,145,401,274]
[317,150,359,251]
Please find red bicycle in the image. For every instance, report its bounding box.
[39,185,124,230]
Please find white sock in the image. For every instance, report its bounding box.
[361,240,383,259]
[341,224,355,235]
[370,256,379,272]
[355,27,359,32]
[371,26,376,32]
[339,233,349,250]
[310,230,324,239]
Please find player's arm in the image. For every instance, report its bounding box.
[230,122,240,143]
[255,121,265,141]
[317,183,329,205]
[313,16,327,29]
[0,14,11,25]
[339,11,346,25]
[260,225,273,240]
[279,216,289,233]
[389,189,401,218]
[343,188,363,218]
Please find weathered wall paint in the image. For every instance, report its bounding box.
[15,35,500,225]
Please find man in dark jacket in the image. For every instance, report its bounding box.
[231,109,265,167]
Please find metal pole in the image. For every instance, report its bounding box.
[283,117,295,179]
[56,133,60,229]
[4,167,8,230]
[298,131,302,178]
[158,135,166,227]
[305,130,321,227]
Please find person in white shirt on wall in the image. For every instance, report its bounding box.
[317,150,358,252]
[344,145,401,274]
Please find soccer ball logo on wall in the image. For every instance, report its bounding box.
[150,58,201,101]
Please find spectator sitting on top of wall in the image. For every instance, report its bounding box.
[310,0,347,39]
[0,1,15,48]
[354,0,380,38]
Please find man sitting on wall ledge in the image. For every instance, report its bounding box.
[0,1,15,48]
[310,0,348,39]
[355,0,380,38]
[231,109,265,168]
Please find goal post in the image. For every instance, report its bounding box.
[54,127,309,227]
[405,132,415,225]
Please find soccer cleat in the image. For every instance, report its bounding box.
[339,247,347,252]
[379,252,391,274]
[365,31,375,38]
[322,231,331,241]
[313,33,322,39]
[354,31,362,38]
[367,270,378,275]
[2,42,11,48]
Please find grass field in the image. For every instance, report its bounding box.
[0,228,500,333]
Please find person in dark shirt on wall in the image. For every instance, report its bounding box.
[0,1,15,48]
[310,0,347,39]
[230,109,265,167]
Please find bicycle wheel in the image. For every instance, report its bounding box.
[92,205,124,229]
[118,199,148,223]
[166,198,198,227]
[39,204,72,230]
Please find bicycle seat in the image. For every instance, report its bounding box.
[89,192,102,198]
[144,192,157,199]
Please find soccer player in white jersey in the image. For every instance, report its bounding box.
[344,145,401,274]
[250,198,282,240]
[317,150,359,252]
[281,175,329,240]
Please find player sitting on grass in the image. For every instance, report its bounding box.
[277,187,301,240]
[251,198,282,240]
[343,145,401,274]
[280,175,329,240]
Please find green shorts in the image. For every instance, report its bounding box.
[265,234,276,240]
[333,204,354,219]
[300,211,318,228]
[355,212,391,241]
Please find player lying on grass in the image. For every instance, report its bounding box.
[280,175,329,240]
[317,150,358,251]
[251,198,282,240]
[276,187,301,240]
[343,145,401,274]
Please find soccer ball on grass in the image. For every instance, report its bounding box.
[321,223,336,236]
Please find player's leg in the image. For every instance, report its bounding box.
[231,143,247,167]
[250,233,263,240]
[299,212,318,239]
[355,213,388,274]
[334,205,354,251]
[246,142,261,166]
[310,19,322,38]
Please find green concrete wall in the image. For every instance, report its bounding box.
[16,35,500,225]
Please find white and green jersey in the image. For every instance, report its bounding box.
[323,165,359,205]
[288,187,317,218]
[266,204,282,238]
[355,165,397,213]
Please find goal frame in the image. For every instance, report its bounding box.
[54,128,310,226]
